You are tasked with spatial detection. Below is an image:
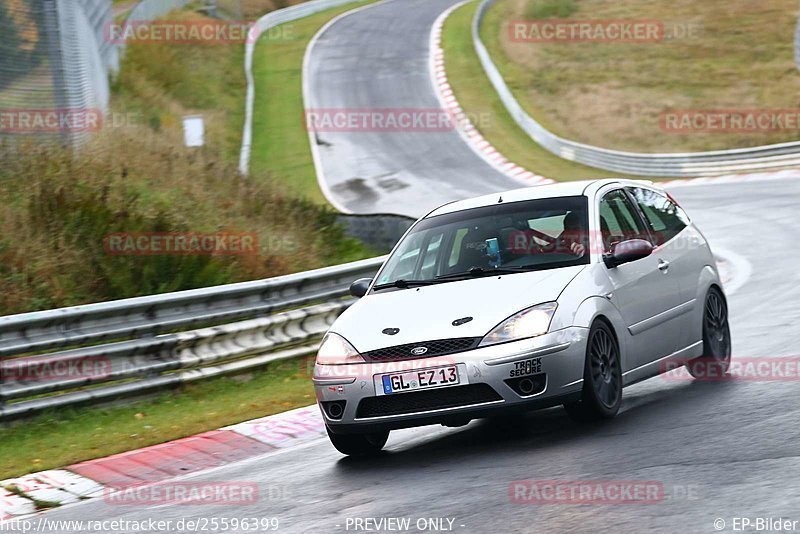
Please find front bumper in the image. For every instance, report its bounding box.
[313,327,589,434]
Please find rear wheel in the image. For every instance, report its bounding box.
[564,321,622,422]
[326,428,389,456]
[686,287,731,379]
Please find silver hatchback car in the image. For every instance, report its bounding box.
[313,179,732,455]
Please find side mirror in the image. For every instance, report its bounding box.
[603,239,653,268]
[349,278,373,298]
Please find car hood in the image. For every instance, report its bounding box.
[332,266,586,353]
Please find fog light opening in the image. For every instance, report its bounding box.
[518,378,535,395]
[323,400,346,420]
[504,374,547,397]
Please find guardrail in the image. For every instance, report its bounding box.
[239,0,366,174]
[0,256,386,420]
[125,0,192,23]
[473,0,800,177]
[117,0,193,59]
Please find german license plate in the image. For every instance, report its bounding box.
[380,365,460,395]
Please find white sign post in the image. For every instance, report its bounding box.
[183,115,205,147]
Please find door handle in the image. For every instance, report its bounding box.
[658,259,670,273]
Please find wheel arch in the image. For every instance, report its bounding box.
[690,265,725,344]
[571,296,632,373]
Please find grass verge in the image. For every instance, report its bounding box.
[488,0,800,152]
[0,357,315,480]
[249,1,375,203]
[442,1,642,181]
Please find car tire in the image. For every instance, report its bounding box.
[564,320,622,422]
[686,287,731,379]
[326,427,389,456]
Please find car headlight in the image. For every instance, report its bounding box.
[316,332,365,365]
[479,302,558,347]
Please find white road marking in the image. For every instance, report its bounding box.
[713,247,753,297]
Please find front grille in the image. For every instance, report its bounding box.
[362,337,481,362]
[356,383,503,418]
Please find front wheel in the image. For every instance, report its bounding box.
[564,321,622,422]
[326,428,389,456]
[686,287,731,379]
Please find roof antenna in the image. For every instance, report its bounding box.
[497,196,503,203]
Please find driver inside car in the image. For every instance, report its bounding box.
[556,211,587,257]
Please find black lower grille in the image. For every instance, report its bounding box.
[362,337,481,362]
[356,384,503,418]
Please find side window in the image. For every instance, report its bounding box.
[598,190,647,252]
[629,188,689,245]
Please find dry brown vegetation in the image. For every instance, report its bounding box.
[0,7,369,315]
[0,130,367,315]
[490,0,800,152]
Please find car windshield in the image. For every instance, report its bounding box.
[375,196,590,288]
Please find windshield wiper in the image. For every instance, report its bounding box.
[374,266,541,291]
[435,266,536,280]
[372,279,447,291]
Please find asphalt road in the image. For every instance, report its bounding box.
[304,0,522,216]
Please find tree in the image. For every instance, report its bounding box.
[0,0,45,91]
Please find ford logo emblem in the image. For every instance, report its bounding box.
[410,346,429,356]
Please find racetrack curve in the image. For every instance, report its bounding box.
[41,0,800,531]
[304,0,522,216]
